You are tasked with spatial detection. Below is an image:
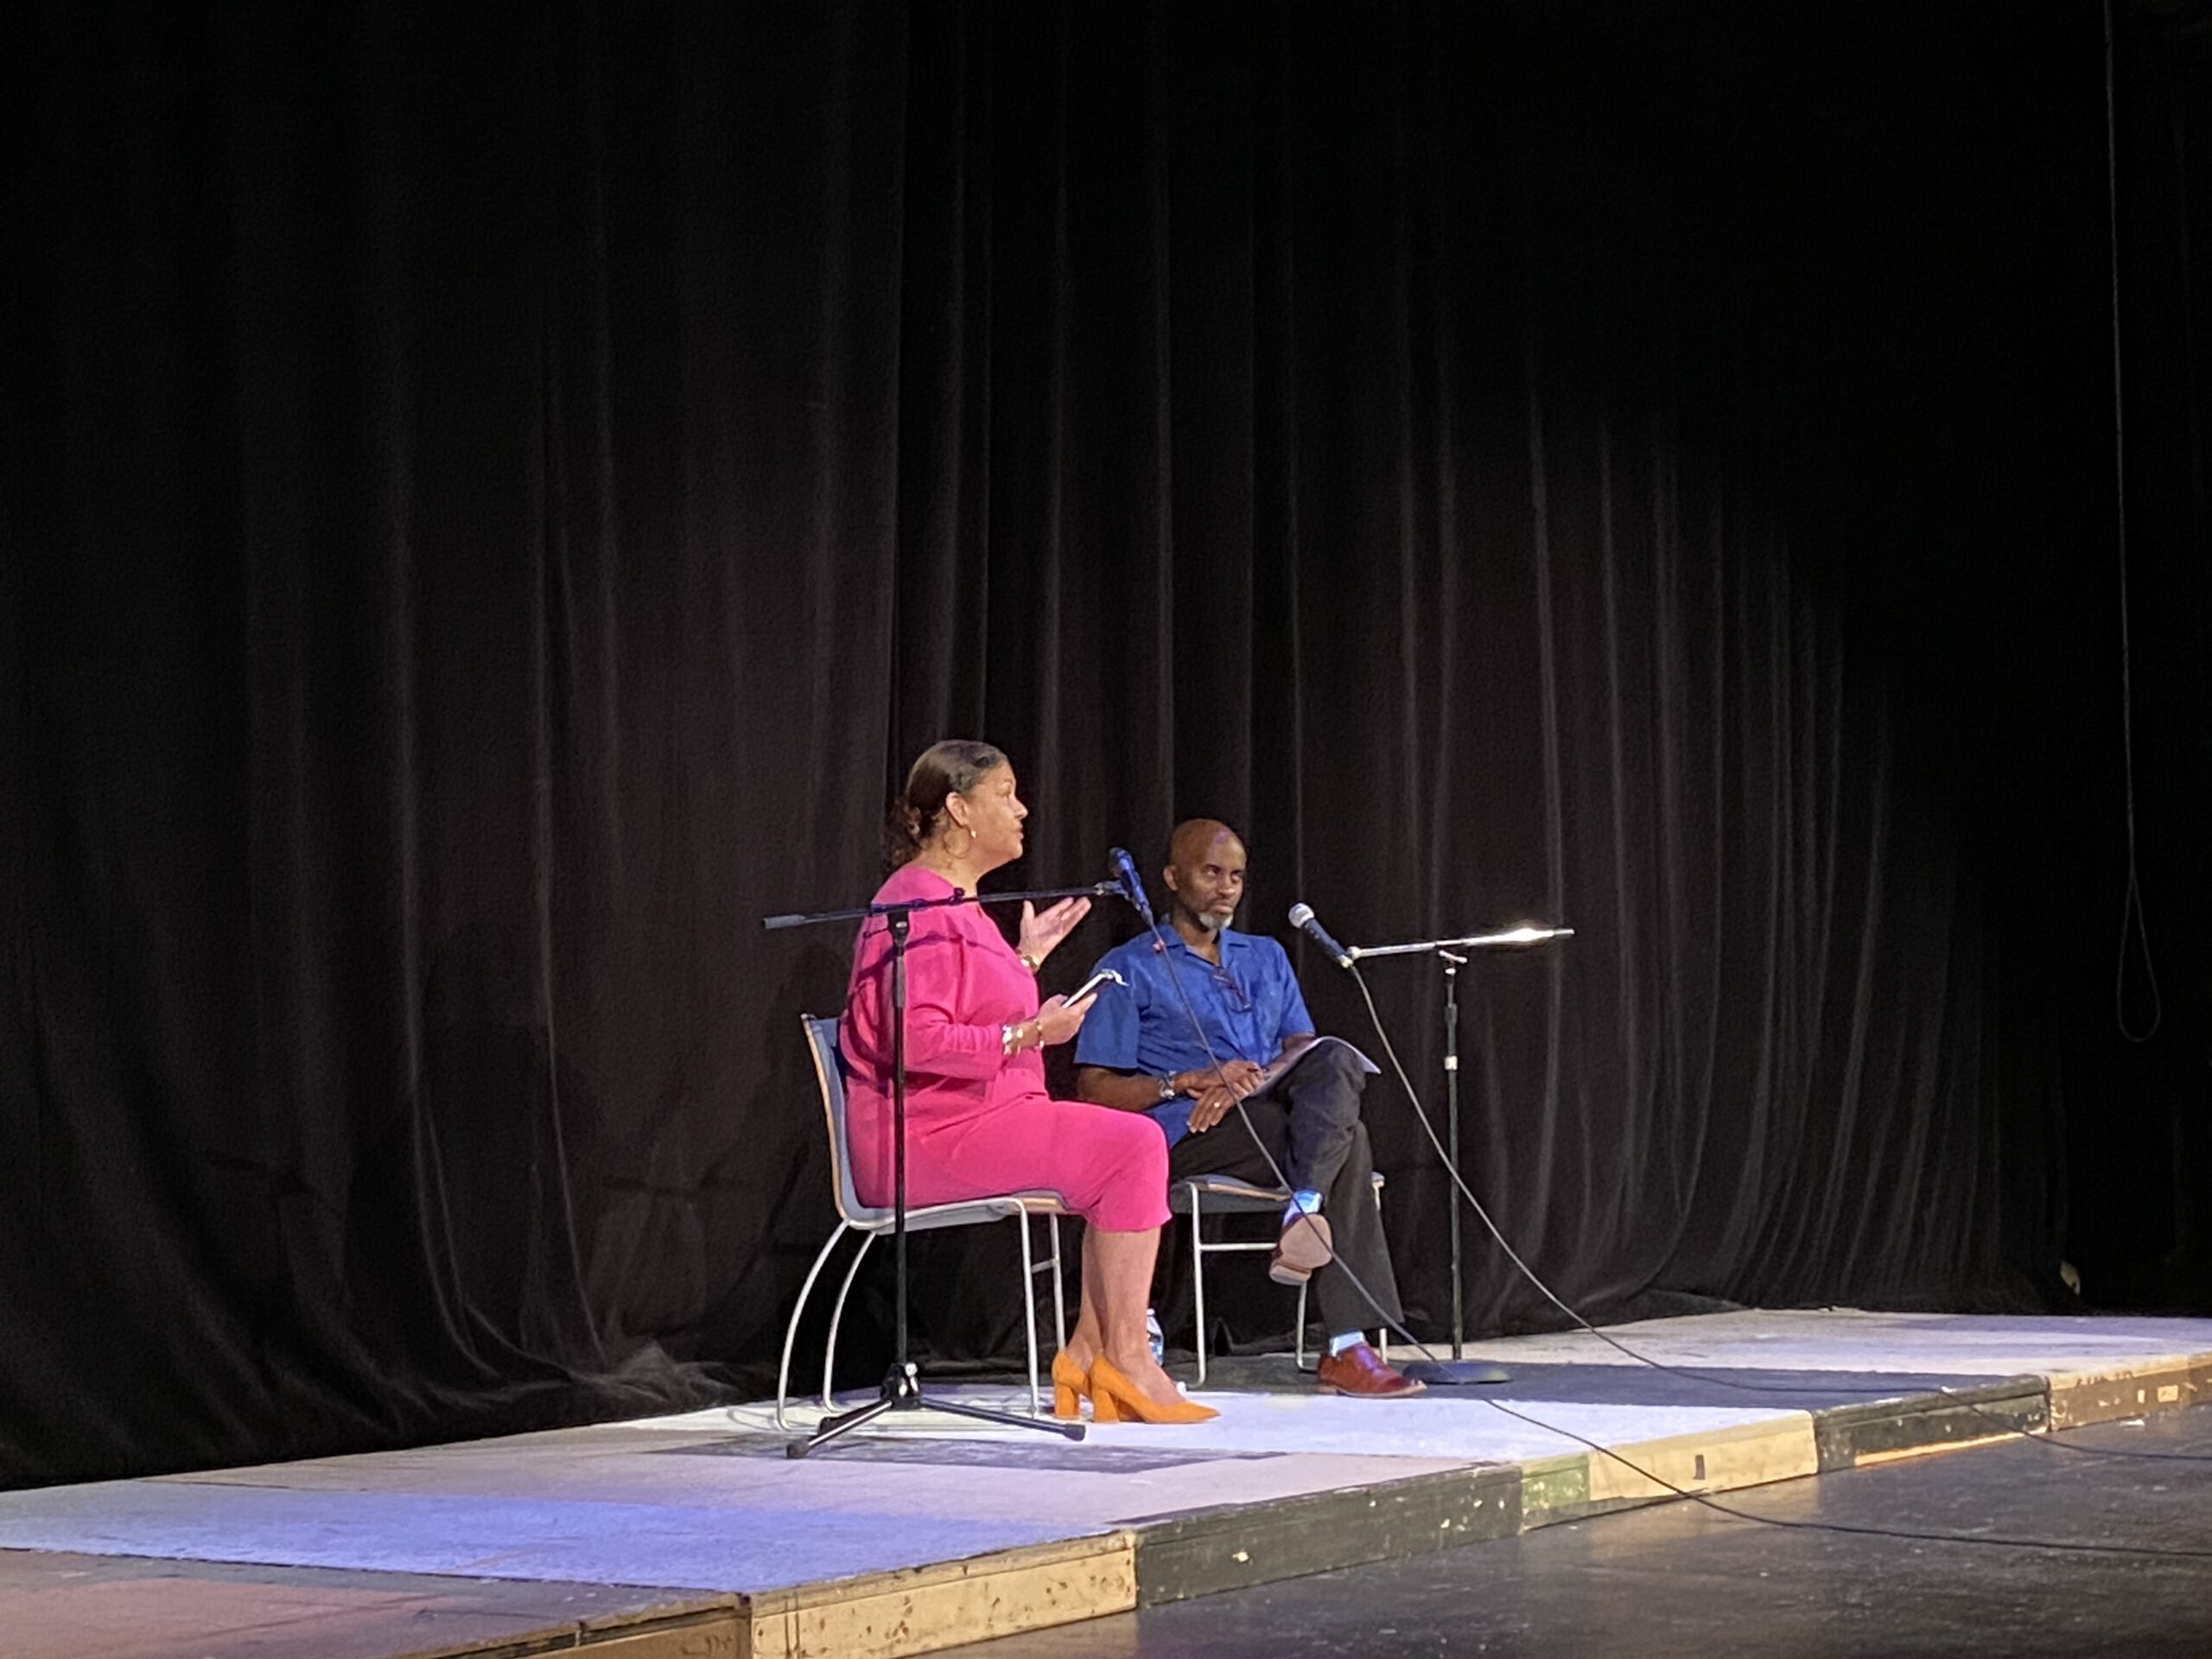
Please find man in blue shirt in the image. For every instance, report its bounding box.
[1075,820,1421,1398]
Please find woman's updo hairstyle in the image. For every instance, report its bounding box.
[886,739,1007,868]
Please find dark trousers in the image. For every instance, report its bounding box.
[1166,1041,1404,1339]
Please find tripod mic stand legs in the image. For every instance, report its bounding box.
[784,904,1086,1459]
[789,1363,1088,1459]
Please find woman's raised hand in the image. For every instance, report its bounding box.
[1018,897,1091,968]
[1033,992,1096,1047]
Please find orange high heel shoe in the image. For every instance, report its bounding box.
[1052,1351,1092,1421]
[1088,1357,1219,1425]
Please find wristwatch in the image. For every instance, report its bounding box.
[1156,1073,1180,1101]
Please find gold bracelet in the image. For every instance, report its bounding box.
[1019,950,1041,975]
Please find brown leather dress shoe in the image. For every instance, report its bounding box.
[1268,1211,1334,1285]
[1315,1342,1427,1398]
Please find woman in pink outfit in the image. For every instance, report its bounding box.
[842,740,1211,1423]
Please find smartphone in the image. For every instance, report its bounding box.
[1063,966,1126,1005]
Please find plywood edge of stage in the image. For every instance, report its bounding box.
[2045,1348,2212,1429]
[1129,1463,1525,1606]
[474,1344,2212,1658]
[707,1354,2158,1653]
[492,1595,745,1659]
[423,1535,1142,1659]
[1813,1375,2050,1470]
[22,1339,2212,1659]
[728,1532,1139,1659]
[1517,1411,1821,1528]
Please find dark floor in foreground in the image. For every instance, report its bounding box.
[941,1408,2212,1658]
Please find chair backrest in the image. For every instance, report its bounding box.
[802,1014,886,1227]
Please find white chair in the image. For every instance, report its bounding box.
[1170,1171,1388,1383]
[776,1015,1071,1428]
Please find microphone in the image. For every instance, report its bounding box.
[1109,847,1156,924]
[1287,902,1354,969]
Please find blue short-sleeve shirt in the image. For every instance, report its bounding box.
[1074,927,1314,1146]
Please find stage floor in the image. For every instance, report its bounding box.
[6,1310,2211,1658]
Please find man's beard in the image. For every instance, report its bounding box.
[1198,907,1234,935]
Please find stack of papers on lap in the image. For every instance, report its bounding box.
[1249,1033,1379,1092]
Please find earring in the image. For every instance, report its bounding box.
[966,824,979,844]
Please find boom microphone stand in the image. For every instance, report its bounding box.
[1344,924,1574,1387]
[765,880,1117,1458]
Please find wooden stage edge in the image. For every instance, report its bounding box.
[397,1346,2212,1659]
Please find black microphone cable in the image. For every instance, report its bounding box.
[1084,875,2212,1556]
[1477,1387,2212,1561]
[1128,887,2212,1550]
[1107,887,1452,1374]
[1335,946,2212,1466]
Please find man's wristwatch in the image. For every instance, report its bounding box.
[1156,1073,1181,1101]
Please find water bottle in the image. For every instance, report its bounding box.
[1146,1307,1165,1364]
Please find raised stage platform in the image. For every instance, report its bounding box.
[6,1310,2211,1659]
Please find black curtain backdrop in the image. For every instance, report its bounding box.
[4,3,2207,1489]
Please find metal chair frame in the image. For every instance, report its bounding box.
[776,1015,1069,1429]
[1171,1171,1388,1383]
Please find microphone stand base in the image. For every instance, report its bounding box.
[787,1363,1087,1459]
[1398,1358,1511,1387]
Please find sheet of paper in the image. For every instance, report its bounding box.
[1247,1033,1380,1093]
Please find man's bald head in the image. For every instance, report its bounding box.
[1163,819,1248,936]
[1168,818,1241,868]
